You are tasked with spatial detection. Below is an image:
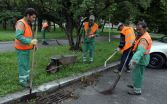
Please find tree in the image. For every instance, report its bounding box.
[0,0,21,30]
[1,0,167,46]
[15,0,115,50]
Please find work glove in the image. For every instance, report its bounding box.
[30,39,38,45]
[88,34,95,38]
[115,47,120,51]
[129,60,136,70]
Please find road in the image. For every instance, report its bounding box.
[64,68,167,104]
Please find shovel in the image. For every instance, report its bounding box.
[29,19,38,94]
[100,47,133,95]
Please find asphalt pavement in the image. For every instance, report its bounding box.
[64,68,167,104]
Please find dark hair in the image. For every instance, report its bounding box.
[137,21,147,29]
[24,8,37,16]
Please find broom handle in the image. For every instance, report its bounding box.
[119,41,136,75]
[30,19,38,92]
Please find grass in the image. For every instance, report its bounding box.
[101,28,119,36]
[0,28,119,42]
[0,30,15,41]
[150,33,165,40]
[0,40,120,96]
[0,28,66,41]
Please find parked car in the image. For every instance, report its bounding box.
[148,36,167,69]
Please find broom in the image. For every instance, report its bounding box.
[100,46,133,95]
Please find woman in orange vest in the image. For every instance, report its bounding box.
[128,21,152,95]
[113,23,136,73]
[41,20,49,45]
[15,8,38,88]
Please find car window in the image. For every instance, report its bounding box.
[160,36,167,43]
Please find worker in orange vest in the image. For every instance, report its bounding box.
[41,20,49,45]
[113,23,136,73]
[128,21,152,95]
[82,15,99,63]
[15,8,38,88]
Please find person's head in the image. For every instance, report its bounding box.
[24,8,37,23]
[43,20,48,23]
[117,23,124,31]
[136,21,147,35]
[89,15,95,26]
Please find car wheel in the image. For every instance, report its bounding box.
[148,53,165,69]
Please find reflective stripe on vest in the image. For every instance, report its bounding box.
[15,18,33,50]
[133,32,152,54]
[84,22,98,35]
[120,26,136,52]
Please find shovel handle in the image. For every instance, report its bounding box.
[30,18,38,94]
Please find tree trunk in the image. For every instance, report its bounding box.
[54,22,56,31]
[101,20,106,32]
[38,18,42,32]
[74,21,85,50]
[65,16,75,49]
[3,19,7,30]
[74,26,82,50]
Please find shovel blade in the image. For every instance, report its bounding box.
[100,88,113,95]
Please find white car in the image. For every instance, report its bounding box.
[148,36,167,69]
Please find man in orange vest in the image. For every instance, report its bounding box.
[15,8,38,88]
[113,23,136,73]
[82,15,99,63]
[41,20,49,45]
[128,21,152,95]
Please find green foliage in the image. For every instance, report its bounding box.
[1,0,167,40]
[0,10,21,21]
[113,1,139,24]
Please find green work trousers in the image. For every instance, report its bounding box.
[16,49,30,85]
[82,41,95,62]
[132,64,146,93]
[41,29,46,41]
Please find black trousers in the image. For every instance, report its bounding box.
[118,48,133,71]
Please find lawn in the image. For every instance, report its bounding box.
[0,30,15,41]
[0,28,120,42]
[101,28,119,36]
[150,33,165,40]
[0,28,66,41]
[0,40,120,96]
[0,27,165,42]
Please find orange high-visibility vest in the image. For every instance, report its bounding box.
[15,18,33,50]
[120,26,136,52]
[133,32,152,54]
[84,22,98,36]
[42,22,49,29]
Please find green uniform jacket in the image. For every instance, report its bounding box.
[132,46,150,66]
[81,27,100,43]
[15,18,31,45]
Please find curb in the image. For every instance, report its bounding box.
[0,61,119,104]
